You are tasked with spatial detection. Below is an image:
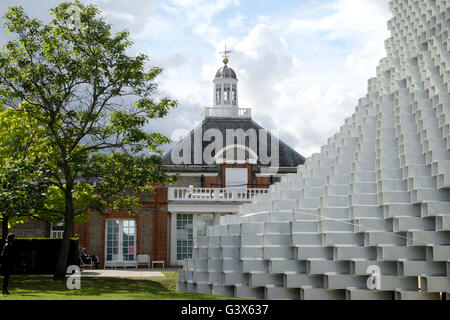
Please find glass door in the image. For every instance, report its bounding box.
[176,214,215,264]
[105,219,136,263]
[176,214,193,262]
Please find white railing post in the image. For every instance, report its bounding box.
[217,188,222,200]
[168,187,175,200]
[232,189,238,200]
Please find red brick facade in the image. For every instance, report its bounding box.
[204,176,218,187]
[147,187,168,263]
[71,167,272,268]
[72,187,168,268]
[255,176,271,187]
[5,163,279,268]
[73,213,90,251]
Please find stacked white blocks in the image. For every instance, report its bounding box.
[178,0,450,300]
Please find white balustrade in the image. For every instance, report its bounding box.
[204,107,251,119]
[168,187,268,202]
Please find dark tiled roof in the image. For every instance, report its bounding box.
[215,65,237,79]
[162,118,305,167]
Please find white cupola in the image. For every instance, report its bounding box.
[213,48,238,110]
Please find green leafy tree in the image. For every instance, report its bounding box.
[0,106,59,245]
[0,161,55,244]
[0,2,177,280]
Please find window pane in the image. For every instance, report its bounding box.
[176,214,194,261]
[197,214,214,237]
[105,219,135,262]
[225,168,248,188]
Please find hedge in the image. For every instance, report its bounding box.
[6,238,79,274]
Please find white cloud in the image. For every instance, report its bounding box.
[286,0,389,39]
[158,0,241,47]
[284,0,390,84]
[196,19,373,157]
[167,0,240,24]
[149,0,391,157]
[0,0,392,158]
[345,40,386,76]
[189,24,356,157]
[227,14,246,31]
[81,0,158,33]
[192,23,222,45]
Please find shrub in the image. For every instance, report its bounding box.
[10,238,79,274]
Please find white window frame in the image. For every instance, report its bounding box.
[225,167,248,189]
[176,213,214,265]
[50,230,64,238]
[104,219,136,266]
[176,214,193,264]
[224,83,231,104]
[50,222,64,238]
[215,84,222,104]
[232,84,237,105]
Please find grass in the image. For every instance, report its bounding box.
[0,272,240,300]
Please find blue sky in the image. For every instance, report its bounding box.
[0,0,392,157]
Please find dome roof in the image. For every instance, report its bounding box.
[215,65,237,80]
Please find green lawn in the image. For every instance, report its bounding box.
[0,272,240,300]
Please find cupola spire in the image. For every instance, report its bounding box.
[213,43,238,111]
[220,43,232,65]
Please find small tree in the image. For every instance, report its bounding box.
[0,2,177,280]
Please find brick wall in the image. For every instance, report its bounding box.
[72,187,168,267]
[73,214,90,250]
[173,176,201,187]
[204,176,217,187]
[0,219,50,238]
[138,207,152,257]
[147,187,168,263]
[255,176,271,188]
[87,211,103,262]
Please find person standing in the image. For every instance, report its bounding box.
[1,234,16,295]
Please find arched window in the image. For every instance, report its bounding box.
[232,84,237,105]
[223,83,231,104]
[215,84,222,104]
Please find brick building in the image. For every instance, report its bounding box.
[3,55,305,267]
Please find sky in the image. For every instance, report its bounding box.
[0,0,392,158]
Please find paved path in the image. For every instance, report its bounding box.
[80,268,173,278]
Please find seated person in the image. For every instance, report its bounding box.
[80,247,99,269]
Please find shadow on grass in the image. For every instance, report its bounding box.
[1,274,239,300]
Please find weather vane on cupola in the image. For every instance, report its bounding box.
[212,42,239,112]
[220,42,232,65]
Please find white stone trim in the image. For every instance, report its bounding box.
[169,213,177,266]
[168,203,240,213]
[167,172,218,177]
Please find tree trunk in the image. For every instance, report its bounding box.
[1,217,8,249]
[53,191,75,281]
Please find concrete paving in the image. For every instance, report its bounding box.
[80,268,178,278]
